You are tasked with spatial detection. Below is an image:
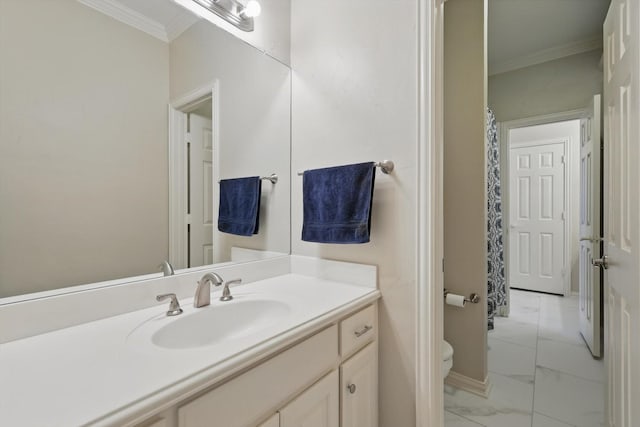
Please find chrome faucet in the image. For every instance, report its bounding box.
[158,260,175,277]
[194,272,224,308]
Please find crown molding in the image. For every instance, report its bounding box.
[78,0,170,42]
[165,10,199,41]
[489,36,603,76]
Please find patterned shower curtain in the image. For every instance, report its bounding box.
[487,108,507,330]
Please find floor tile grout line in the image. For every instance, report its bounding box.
[530,291,541,427]
[532,410,579,427]
[534,364,606,385]
[444,410,485,427]
[488,335,538,349]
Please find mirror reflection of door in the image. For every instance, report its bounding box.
[187,106,214,268]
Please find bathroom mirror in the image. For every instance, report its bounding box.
[0,0,291,300]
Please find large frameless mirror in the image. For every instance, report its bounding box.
[0,0,291,301]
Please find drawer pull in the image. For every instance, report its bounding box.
[354,325,373,338]
[347,383,357,394]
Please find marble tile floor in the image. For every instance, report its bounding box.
[445,289,605,427]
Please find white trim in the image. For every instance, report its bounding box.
[168,107,188,269]
[77,0,169,42]
[170,83,219,110]
[499,109,587,134]
[168,81,221,269]
[501,111,587,297]
[445,372,492,398]
[165,11,200,41]
[416,0,444,426]
[509,137,567,150]
[489,36,603,76]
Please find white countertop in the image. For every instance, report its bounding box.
[0,274,379,427]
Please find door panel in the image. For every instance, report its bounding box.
[188,113,213,267]
[579,94,602,357]
[509,142,566,294]
[603,1,640,425]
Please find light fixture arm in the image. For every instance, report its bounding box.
[174,0,260,32]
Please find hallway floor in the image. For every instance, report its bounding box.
[444,289,605,427]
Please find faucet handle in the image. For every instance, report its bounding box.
[156,293,183,316]
[220,278,241,302]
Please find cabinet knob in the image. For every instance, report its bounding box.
[347,383,356,394]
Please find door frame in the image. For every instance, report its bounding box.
[168,80,220,269]
[416,0,444,426]
[500,109,586,297]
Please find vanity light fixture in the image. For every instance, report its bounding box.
[240,0,261,18]
[173,0,261,32]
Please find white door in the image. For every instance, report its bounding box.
[188,113,214,267]
[579,94,603,357]
[509,141,566,294]
[279,370,339,427]
[603,1,640,425]
[340,343,378,427]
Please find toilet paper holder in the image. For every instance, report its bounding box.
[443,289,481,304]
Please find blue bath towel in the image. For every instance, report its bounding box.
[302,162,376,244]
[218,176,261,236]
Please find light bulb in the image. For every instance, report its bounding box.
[242,0,261,18]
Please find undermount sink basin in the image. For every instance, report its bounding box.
[152,299,291,350]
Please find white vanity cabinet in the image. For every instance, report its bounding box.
[279,370,339,427]
[338,304,378,427]
[137,303,377,427]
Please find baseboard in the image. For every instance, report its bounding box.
[445,371,492,398]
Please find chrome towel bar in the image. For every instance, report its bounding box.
[296,160,395,176]
[218,173,278,184]
[260,173,278,184]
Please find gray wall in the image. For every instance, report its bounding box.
[0,0,169,297]
[443,0,489,384]
[489,50,603,122]
[290,0,419,424]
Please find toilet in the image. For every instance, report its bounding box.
[442,340,454,378]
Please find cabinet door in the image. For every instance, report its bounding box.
[340,343,378,427]
[279,370,339,427]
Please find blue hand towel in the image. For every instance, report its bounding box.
[218,176,261,236]
[302,162,376,244]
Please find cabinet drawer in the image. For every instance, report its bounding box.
[178,325,338,427]
[340,305,375,358]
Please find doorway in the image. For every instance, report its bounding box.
[506,119,579,296]
[168,84,218,270]
[187,104,214,267]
